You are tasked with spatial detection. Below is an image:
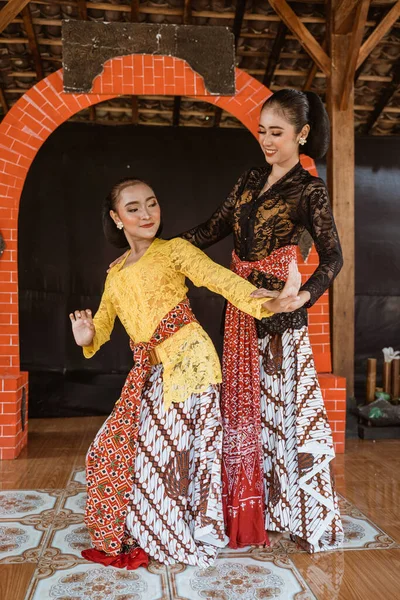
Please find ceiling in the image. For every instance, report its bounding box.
[0,0,399,134]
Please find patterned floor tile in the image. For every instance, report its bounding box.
[0,491,57,520]
[339,497,399,551]
[51,523,90,558]
[71,469,86,488]
[63,492,86,515]
[0,522,44,562]
[0,465,397,600]
[269,496,399,555]
[27,562,170,600]
[168,555,316,600]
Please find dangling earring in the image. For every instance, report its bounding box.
[299,137,307,146]
[116,222,124,230]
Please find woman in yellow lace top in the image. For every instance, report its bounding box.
[69,177,301,570]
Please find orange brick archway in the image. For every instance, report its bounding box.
[0,54,345,459]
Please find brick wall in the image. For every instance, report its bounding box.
[0,55,346,458]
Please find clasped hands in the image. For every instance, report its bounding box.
[252,261,310,313]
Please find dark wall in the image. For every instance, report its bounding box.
[353,137,400,399]
[19,123,262,416]
[18,124,400,416]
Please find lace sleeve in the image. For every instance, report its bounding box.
[179,170,250,249]
[83,279,117,358]
[300,180,343,307]
[170,238,273,319]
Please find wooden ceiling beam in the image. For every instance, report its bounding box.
[214,0,247,128]
[268,0,331,77]
[173,0,192,127]
[0,0,32,34]
[173,95,181,127]
[183,0,192,25]
[334,0,361,34]
[76,0,93,118]
[303,37,328,91]
[77,0,87,20]
[340,0,371,110]
[0,86,9,115]
[232,0,247,49]
[131,96,139,124]
[21,4,44,80]
[131,0,139,23]
[357,0,400,69]
[262,22,287,88]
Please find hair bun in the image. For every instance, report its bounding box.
[261,88,330,159]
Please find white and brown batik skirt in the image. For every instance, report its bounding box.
[114,365,228,567]
[259,327,344,553]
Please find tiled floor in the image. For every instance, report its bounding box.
[0,466,398,600]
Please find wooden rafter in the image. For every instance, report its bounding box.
[357,0,400,69]
[173,95,181,127]
[214,0,247,128]
[131,0,139,23]
[263,22,287,88]
[75,0,94,119]
[0,86,9,115]
[0,0,31,34]
[21,4,44,80]
[173,0,192,127]
[362,56,400,133]
[77,0,88,21]
[268,0,331,77]
[132,96,139,125]
[183,0,192,25]
[303,39,327,91]
[340,0,371,111]
[232,0,247,49]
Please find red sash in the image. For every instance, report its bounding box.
[221,246,297,547]
[85,299,198,556]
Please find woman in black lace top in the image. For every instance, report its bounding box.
[181,89,344,553]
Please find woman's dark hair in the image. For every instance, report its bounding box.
[102,177,162,248]
[261,89,330,159]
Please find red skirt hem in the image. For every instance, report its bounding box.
[81,548,149,570]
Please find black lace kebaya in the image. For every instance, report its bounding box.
[180,161,343,336]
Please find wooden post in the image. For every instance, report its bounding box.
[366,358,377,403]
[326,1,358,397]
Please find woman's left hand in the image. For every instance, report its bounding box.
[250,288,280,298]
[257,261,310,313]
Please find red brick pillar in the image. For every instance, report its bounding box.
[0,211,28,458]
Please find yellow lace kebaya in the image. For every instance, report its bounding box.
[83,238,273,408]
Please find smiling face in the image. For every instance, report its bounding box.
[258,106,310,168]
[110,182,161,243]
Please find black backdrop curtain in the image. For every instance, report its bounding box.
[19,124,261,416]
[18,124,400,417]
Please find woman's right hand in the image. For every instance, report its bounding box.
[263,261,302,313]
[107,251,129,273]
[69,309,95,347]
